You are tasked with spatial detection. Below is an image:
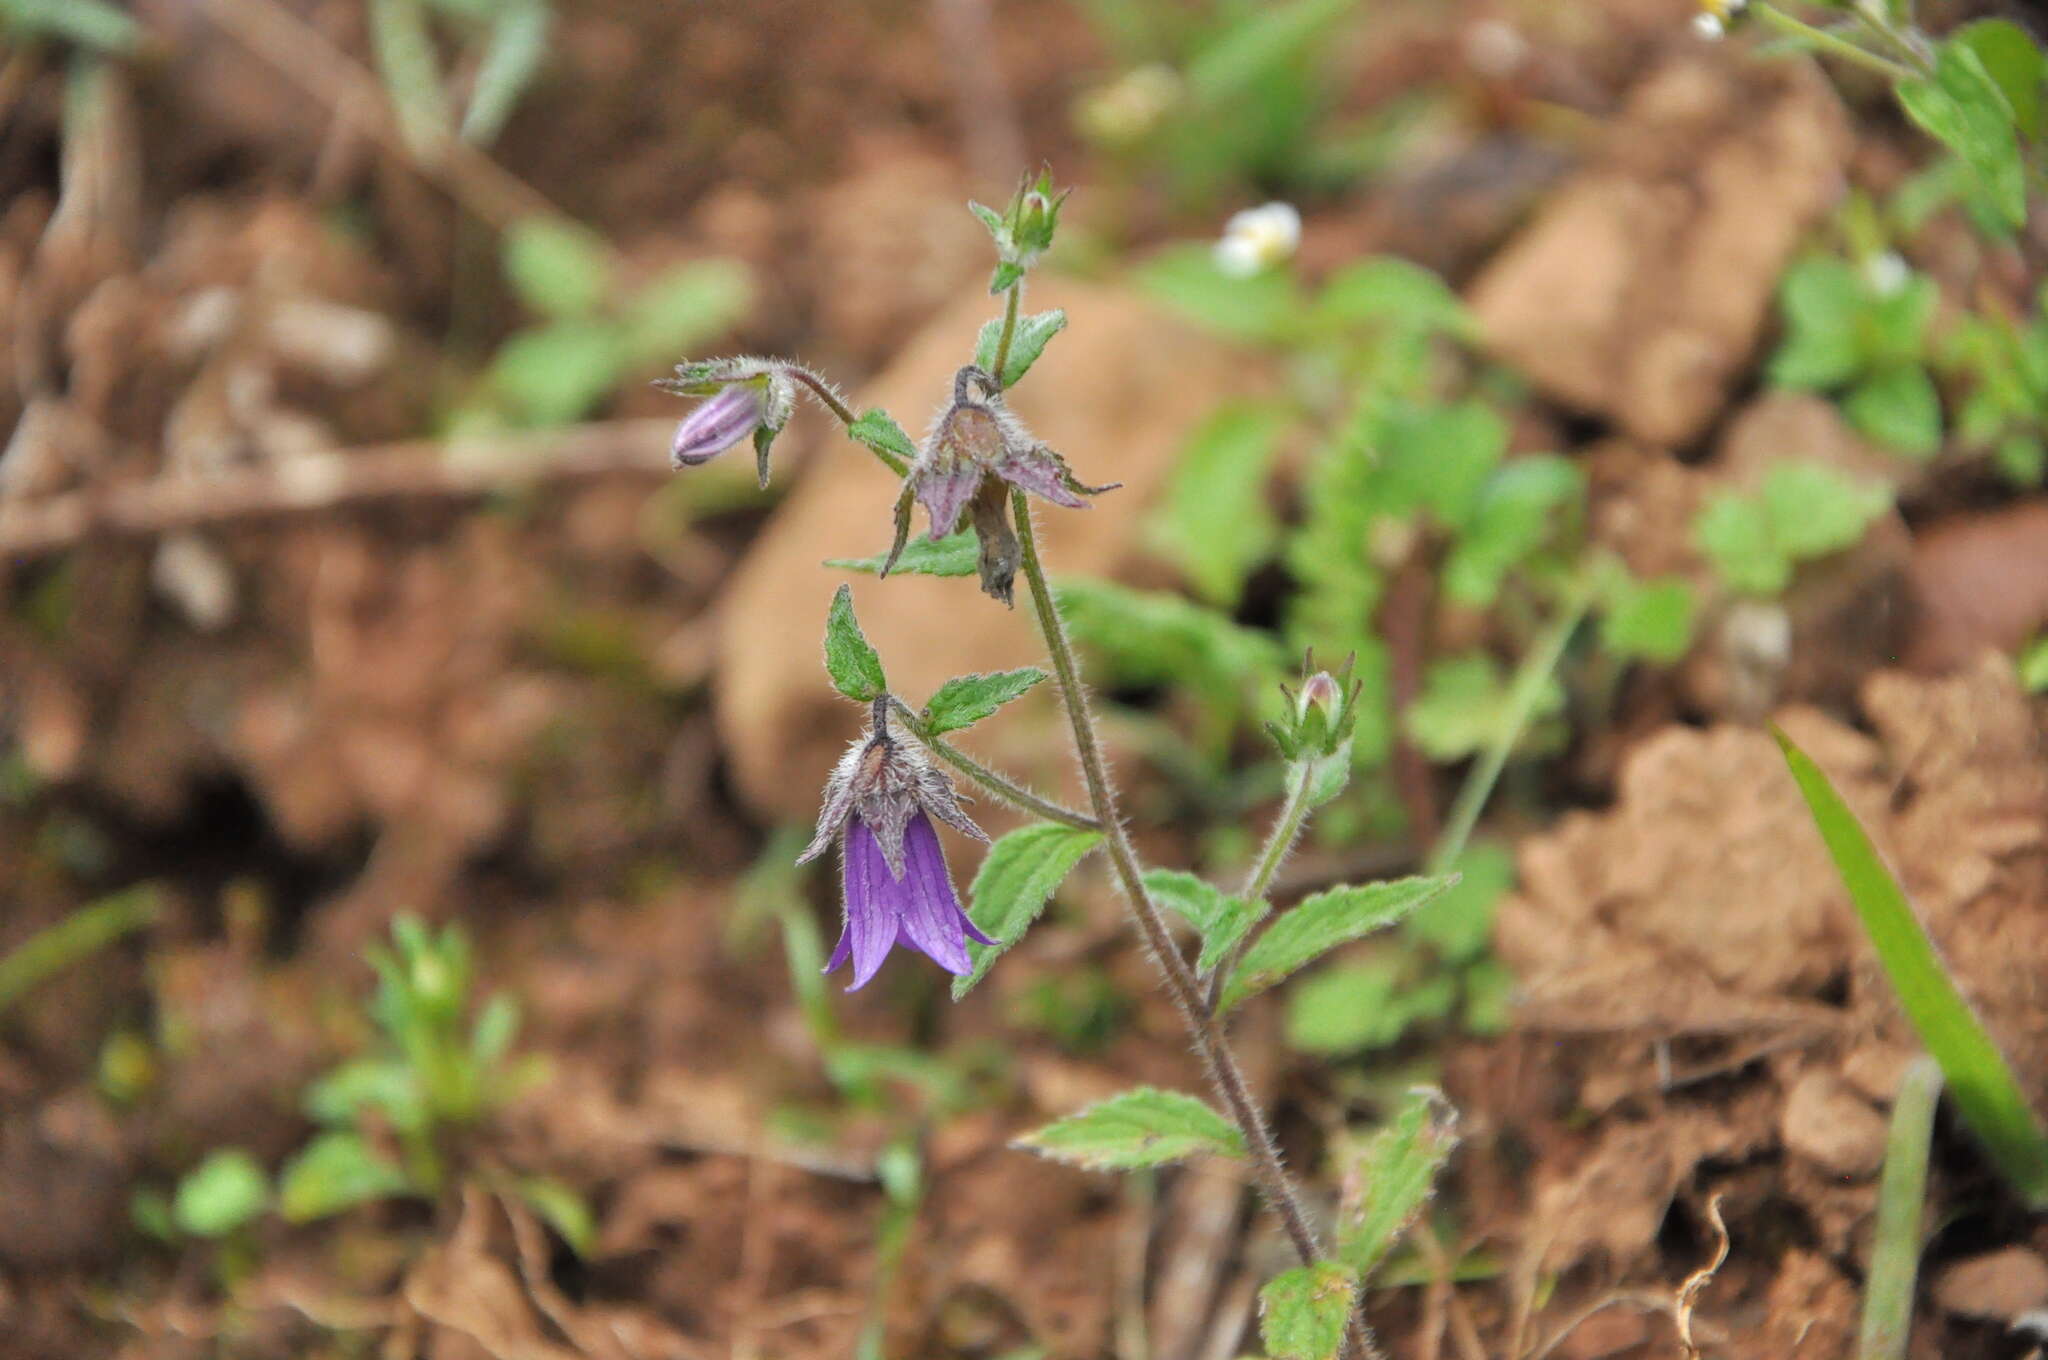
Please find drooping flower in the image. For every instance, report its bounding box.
[884,365,1119,604]
[654,357,799,486]
[1214,202,1300,277]
[669,383,764,466]
[798,704,994,990]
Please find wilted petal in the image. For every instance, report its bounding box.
[993,443,1088,508]
[839,819,901,991]
[915,461,982,539]
[671,384,765,467]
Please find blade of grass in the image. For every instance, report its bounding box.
[1860,1056,1942,1360]
[1775,730,2048,1205]
[0,885,159,1020]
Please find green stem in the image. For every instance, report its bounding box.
[1203,759,1315,1014]
[1859,1056,1943,1360]
[989,284,1022,388]
[886,697,1102,833]
[1749,3,1916,81]
[1427,580,1592,876]
[1009,490,1380,1359]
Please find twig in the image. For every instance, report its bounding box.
[0,418,684,562]
[1674,1193,1729,1358]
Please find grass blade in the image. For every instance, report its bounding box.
[1776,730,2048,1204]
[1860,1056,1942,1360]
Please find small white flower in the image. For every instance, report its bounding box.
[1214,202,1301,277]
[1075,64,1182,146]
[1864,251,1910,297]
[1692,11,1726,39]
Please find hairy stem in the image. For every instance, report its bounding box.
[1202,759,1315,1014]
[789,366,909,477]
[989,284,1022,387]
[1749,3,1916,80]
[1010,490,1378,1357]
[1428,580,1592,876]
[886,697,1102,833]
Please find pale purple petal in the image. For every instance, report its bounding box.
[671,385,764,467]
[892,815,973,975]
[915,463,982,539]
[839,819,900,991]
[824,925,852,973]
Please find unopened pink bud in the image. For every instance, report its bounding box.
[670,384,764,467]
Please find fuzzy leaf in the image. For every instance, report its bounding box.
[1337,1087,1460,1276]
[1220,875,1458,1012]
[1844,365,1943,459]
[847,407,919,464]
[1014,1087,1246,1169]
[974,309,1068,388]
[826,530,979,578]
[1142,868,1263,975]
[1954,19,2047,140]
[1258,1261,1359,1360]
[955,824,1103,997]
[922,668,1047,735]
[822,585,886,703]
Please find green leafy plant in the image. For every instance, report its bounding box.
[277,915,553,1225]
[1943,285,2048,486]
[1693,460,1892,597]
[471,217,750,429]
[1769,252,1942,457]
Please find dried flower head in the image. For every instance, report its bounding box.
[884,365,1119,604]
[798,702,993,990]
[654,357,798,487]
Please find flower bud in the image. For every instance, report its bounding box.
[669,383,765,467]
[1266,654,1363,763]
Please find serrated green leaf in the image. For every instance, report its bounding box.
[1776,730,2048,1205]
[1283,959,1406,1054]
[847,407,919,464]
[822,584,886,703]
[1258,1261,1359,1360]
[1148,400,1288,607]
[278,1131,412,1223]
[1014,1087,1245,1169]
[1897,41,2026,229]
[1220,875,1457,1012]
[827,530,979,578]
[954,824,1103,997]
[173,1150,269,1239]
[923,668,1047,735]
[1142,868,1263,975]
[1844,366,1942,459]
[503,217,613,319]
[1336,1088,1460,1276]
[1375,401,1506,527]
[973,309,1068,388]
[1599,575,1696,664]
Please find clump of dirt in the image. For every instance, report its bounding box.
[1480,655,2048,1352]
